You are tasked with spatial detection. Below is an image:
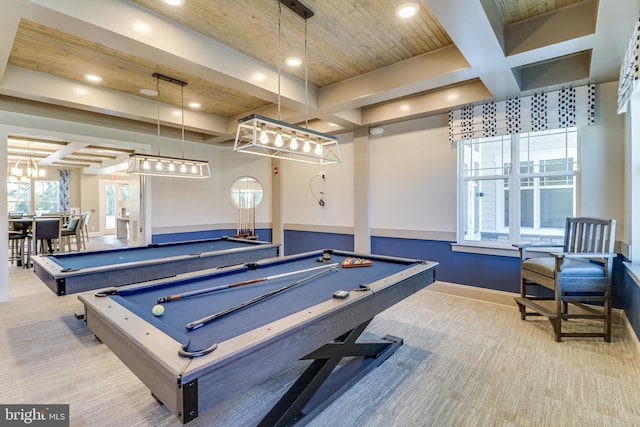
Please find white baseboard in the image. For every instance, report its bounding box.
[425,281,520,308]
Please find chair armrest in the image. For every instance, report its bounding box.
[514,244,564,249]
[514,244,564,261]
[550,252,616,259]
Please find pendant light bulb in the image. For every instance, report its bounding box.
[275,129,284,147]
[314,142,322,156]
[290,133,298,150]
[143,160,151,170]
[259,125,269,144]
[303,138,311,153]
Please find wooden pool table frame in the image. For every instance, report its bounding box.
[32,237,280,295]
[79,250,437,425]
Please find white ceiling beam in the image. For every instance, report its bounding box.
[38,141,90,166]
[0,4,21,82]
[0,66,228,135]
[318,46,471,111]
[589,0,640,83]
[423,0,521,100]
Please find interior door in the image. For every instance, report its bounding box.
[99,179,129,235]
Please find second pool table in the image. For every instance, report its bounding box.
[33,237,280,295]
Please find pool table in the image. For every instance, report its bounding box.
[78,249,437,425]
[33,237,280,295]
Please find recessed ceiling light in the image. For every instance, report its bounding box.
[188,102,201,109]
[163,0,185,5]
[85,74,103,82]
[285,57,302,67]
[396,2,419,19]
[140,88,159,97]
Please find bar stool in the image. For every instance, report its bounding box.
[8,231,26,266]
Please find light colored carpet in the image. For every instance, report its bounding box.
[2,237,640,426]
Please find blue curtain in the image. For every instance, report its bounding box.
[59,169,70,212]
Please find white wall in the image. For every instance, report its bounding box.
[150,143,273,233]
[282,137,355,230]
[580,81,626,241]
[370,115,456,235]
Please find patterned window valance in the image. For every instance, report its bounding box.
[617,17,640,114]
[448,84,595,143]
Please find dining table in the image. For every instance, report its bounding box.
[8,216,63,267]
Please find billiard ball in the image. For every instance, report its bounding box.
[152,304,165,316]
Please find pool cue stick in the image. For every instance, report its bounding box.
[157,263,339,303]
[185,264,338,331]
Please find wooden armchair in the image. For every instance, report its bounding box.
[515,217,616,342]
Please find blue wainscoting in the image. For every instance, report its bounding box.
[283,230,354,256]
[152,228,273,244]
[622,265,640,339]
[371,236,522,293]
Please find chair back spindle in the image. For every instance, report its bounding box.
[564,217,615,257]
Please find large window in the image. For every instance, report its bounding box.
[7,179,60,214]
[459,128,577,246]
[34,180,60,214]
[7,182,31,213]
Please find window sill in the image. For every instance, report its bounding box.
[623,262,640,287]
[450,243,520,257]
[450,242,566,258]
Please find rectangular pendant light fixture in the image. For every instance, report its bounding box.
[233,0,341,166]
[234,114,341,165]
[127,153,211,178]
[128,73,211,179]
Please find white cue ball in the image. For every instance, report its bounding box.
[152,304,165,316]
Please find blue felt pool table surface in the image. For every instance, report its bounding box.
[48,238,266,270]
[107,251,420,354]
[33,237,280,295]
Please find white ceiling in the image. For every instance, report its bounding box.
[1,0,639,174]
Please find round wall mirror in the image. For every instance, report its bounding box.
[230,176,264,209]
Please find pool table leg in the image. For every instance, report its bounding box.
[257,319,403,427]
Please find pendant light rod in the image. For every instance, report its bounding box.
[277,2,282,121]
[279,0,314,19]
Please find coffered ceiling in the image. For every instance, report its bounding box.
[1,0,638,172]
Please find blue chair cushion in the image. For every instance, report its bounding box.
[66,218,78,230]
[522,257,604,279]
